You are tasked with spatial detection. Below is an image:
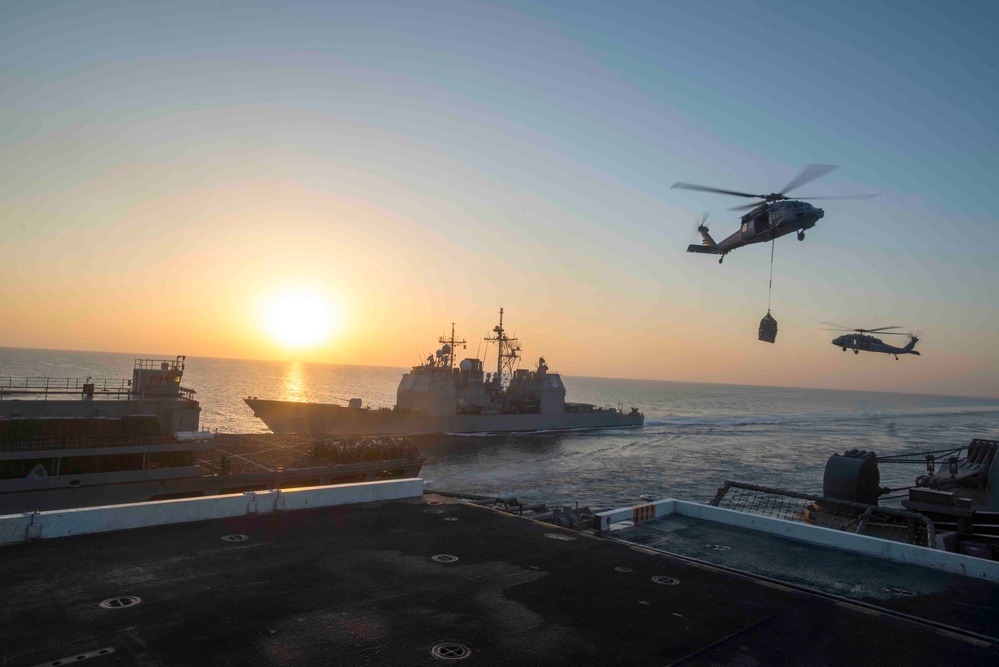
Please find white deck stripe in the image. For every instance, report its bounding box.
[0,478,424,544]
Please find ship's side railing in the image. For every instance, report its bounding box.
[710,480,937,549]
[0,377,196,401]
[1,434,181,452]
[134,357,185,371]
[0,376,132,401]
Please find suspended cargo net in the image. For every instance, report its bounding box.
[758,311,778,343]
[757,237,778,343]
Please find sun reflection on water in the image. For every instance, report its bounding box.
[280,362,308,402]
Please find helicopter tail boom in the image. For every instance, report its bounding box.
[687,225,718,254]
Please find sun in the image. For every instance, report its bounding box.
[266,293,337,348]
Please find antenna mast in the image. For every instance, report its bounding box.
[438,322,467,372]
[485,308,521,388]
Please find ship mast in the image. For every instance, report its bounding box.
[484,308,521,388]
[438,322,467,372]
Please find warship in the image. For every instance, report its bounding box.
[0,356,423,512]
[245,309,645,435]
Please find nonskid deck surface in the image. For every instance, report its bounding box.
[208,433,421,475]
[615,514,999,642]
[2,496,996,667]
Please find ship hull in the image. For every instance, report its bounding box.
[245,399,644,435]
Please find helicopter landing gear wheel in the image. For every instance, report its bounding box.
[718,256,724,264]
[842,347,847,352]
[854,349,860,354]
[797,231,805,241]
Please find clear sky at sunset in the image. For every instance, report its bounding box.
[2,1,997,397]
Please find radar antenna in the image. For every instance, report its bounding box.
[438,322,467,372]
[484,308,521,388]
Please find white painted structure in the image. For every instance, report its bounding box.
[595,499,999,583]
[0,478,424,545]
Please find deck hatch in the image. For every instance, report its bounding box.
[99,596,141,609]
[431,643,472,660]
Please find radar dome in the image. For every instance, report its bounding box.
[442,344,451,354]
[459,359,472,371]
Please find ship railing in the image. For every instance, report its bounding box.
[1,434,183,452]
[134,357,185,371]
[0,376,132,401]
[709,480,937,549]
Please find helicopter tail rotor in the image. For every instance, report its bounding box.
[689,212,716,249]
[696,211,710,233]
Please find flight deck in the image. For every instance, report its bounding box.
[2,490,997,666]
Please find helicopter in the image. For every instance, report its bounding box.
[821,323,921,360]
[673,164,877,263]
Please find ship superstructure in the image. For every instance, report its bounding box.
[0,356,423,512]
[246,310,644,435]
[0,355,201,432]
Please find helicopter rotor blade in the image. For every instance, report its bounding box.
[794,194,880,201]
[780,164,838,195]
[729,200,767,211]
[819,322,905,334]
[671,182,760,198]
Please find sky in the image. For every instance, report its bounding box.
[1,0,998,397]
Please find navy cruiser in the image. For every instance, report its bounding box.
[245,309,645,435]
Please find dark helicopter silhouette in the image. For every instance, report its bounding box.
[821,323,921,360]
[673,165,877,263]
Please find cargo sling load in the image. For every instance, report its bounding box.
[245,309,644,436]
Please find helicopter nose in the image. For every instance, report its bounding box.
[816,208,824,219]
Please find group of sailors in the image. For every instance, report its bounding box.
[310,437,420,464]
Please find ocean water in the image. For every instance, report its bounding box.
[3,347,998,509]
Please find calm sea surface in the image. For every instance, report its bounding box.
[3,347,998,509]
